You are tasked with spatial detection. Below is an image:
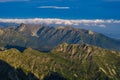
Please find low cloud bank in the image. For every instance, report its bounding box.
[0,18,120,28]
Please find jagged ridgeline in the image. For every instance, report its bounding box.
[0,43,120,80]
[0,23,120,51]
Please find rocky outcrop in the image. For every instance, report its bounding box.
[0,29,4,35]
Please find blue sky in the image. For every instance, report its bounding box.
[0,0,120,19]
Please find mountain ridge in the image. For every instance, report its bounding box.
[0,23,120,52]
[0,43,120,80]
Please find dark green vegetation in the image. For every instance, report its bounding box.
[0,43,120,80]
[0,23,120,51]
[0,60,38,80]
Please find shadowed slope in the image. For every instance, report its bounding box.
[0,59,38,80]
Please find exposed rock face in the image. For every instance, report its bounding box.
[18,23,26,32]
[52,43,94,60]
[56,26,65,29]
[0,47,5,51]
[88,30,94,35]
[16,23,41,37]
[0,29,4,35]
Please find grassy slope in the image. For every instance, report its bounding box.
[0,43,120,80]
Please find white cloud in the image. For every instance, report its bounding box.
[0,18,120,28]
[0,0,30,2]
[38,6,70,9]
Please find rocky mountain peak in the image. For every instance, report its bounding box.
[52,43,120,61]
[17,23,27,32]
[16,23,42,37]
[52,43,91,55]
[88,30,94,35]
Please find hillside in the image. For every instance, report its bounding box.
[0,43,120,80]
[0,24,120,51]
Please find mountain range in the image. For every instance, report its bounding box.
[0,23,120,52]
[0,23,120,80]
